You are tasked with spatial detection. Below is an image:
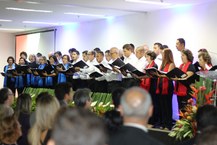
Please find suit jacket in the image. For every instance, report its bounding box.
[109,126,164,145]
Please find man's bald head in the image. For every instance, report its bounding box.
[121,87,152,118]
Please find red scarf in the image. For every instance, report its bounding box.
[156,63,170,95]
[175,61,191,96]
[140,61,155,91]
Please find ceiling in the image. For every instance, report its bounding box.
[0,0,215,32]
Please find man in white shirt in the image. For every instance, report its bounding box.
[105,47,122,93]
[153,42,164,68]
[122,44,139,88]
[135,46,148,72]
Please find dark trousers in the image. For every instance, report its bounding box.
[149,91,160,125]
[177,95,191,111]
[158,93,173,129]
[107,81,122,93]
[122,78,140,89]
[94,80,108,93]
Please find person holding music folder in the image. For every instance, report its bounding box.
[2,56,16,94]
[15,57,27,95]
[173,49,196,111]
[105,47,122,93]
[57,54,71,83]
[156,48,175,130]
[140,50,158,125]
[43,55,59,88]
[27,54,38,87]
[122,44,139,88]
[34,56,47,87]
[198,52,212,71]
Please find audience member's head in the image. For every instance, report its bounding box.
[111,87,126,110]
[196,105,217,132]
[28,92,60,145]
[15,93,32,117]
[120,87,153,125]
[196,126,217,145]
[0,87,14,106]
[54,82,73,106]
[73,88,92,109]
[48,107,106,145]
[176,38,185,51]
[0,104,14,121]
[0,115,22,144]
[103,110,123,135]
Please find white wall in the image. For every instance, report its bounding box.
[0,32,15,88]
[55,1,217,65]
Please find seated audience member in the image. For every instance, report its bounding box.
[111,87,126,110]
[179,105,217,145]
[104,110,123,136]
[14,93,32,145]
[0,88,14,107]
[0,115,22,145]
[0,105,14,121]
[28,92,60,145]
[109,87,164,145]
[196,126,217,145]
[54,82,73,107]
[73,88,92,109]
[47,107,106,145]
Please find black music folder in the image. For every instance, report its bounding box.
[58,67,76,76]
[89,72,103,78]
[166,67,187,78]
[209,65,217,71]
[55,64,66,70]
[110,58,125,68]
[120,63,137,72]
[131,70,146,77]
[145,67,166,77]
[94,64,112,71]
[15,65,30,74]
[73,60,89,68]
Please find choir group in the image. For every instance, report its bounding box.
[2,38,215,129]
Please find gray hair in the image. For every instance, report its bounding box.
[121,87,152,118]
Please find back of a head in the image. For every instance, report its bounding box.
[111,87,126,109]
[196,126,217,145]
[0,115,21,144]
[54,82,72,101]
[103,110,123,135]
[73,88,91,108]
[15,93,32,116]
[0,88,10,104]
[0,104,14,121]
[52,107,106,145]
[121,87,152,118]
[196,105,217,131]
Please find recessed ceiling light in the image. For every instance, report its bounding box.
[6,7,52,13]
[64,12,107,18]
[0,19,12,22]
[22,21,58,25]
[125,0,171,6]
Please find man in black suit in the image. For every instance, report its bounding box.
[109,87,164,145]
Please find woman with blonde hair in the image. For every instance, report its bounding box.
[28,92,60,145]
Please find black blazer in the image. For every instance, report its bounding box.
[109,126,164,145]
